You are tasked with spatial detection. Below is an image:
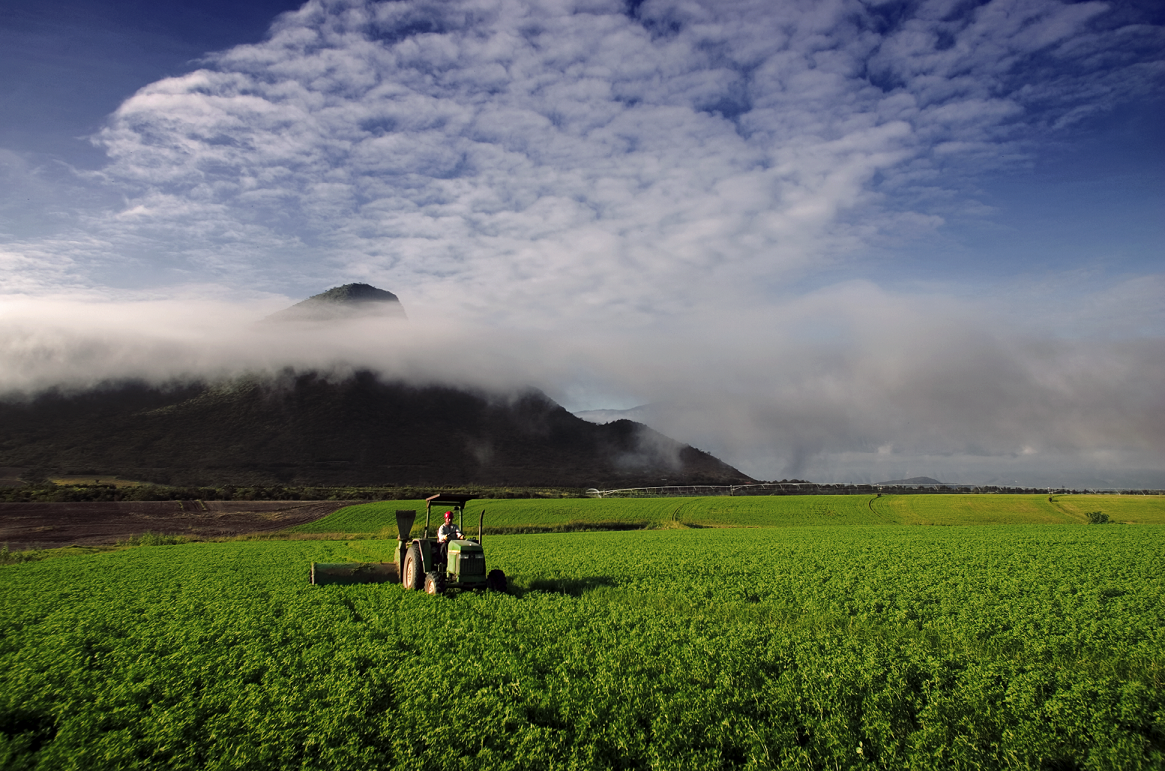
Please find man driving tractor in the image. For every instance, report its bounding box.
[436,510,462,563]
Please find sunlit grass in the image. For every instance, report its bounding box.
[292,493,1165,534]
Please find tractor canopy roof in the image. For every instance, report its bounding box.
[425,493,474,508]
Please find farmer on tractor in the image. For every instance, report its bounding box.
[437,510,462,563]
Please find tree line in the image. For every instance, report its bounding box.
[0,482,588,503]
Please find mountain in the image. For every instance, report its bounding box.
[0,371,751,488]
[264,283,407,322]
[876,477,949,486]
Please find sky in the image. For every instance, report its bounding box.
[1,0,1162,487]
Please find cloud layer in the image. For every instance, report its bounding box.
[1,284,1161,487]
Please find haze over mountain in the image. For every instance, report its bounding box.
[1,284,1161,488]
[0,285,748,488]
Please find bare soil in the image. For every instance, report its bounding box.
[0,500,352,550]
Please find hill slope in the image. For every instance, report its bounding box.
[0,371,750,487]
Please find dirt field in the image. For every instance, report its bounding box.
[0,500,352,550]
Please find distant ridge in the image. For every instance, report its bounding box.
[877,476,949,486]
[265,283,407,322]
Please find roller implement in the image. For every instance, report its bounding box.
[310,494,506,594]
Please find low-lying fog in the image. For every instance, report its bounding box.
[2,282,1161,489]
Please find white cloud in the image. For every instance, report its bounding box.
[0,0,1144,323]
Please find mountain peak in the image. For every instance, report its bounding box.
[266,283,407,322]
[308,283,400,304]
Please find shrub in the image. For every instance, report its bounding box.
[1086,511,1109,524]
[117,532,191,547]
[0,543,50,564]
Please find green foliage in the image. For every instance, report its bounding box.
[0,543,41,565]
[1087,511,1110,524]
[116,531,192,547]
[0,543,111,565]
[1,527,1163,769]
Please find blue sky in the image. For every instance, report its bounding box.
[1,0,1162,486]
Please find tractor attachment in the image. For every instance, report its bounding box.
[309,509,414,586]
[310,561,398,585]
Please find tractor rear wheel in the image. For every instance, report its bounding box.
[402,542,424,590]
[424,571,445,595]
[487,568,507,592]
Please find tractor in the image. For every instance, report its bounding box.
[310,493,506,595]
[399,494,507,594]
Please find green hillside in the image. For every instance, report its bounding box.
[291,493,1165,535]
[0,373,748,487]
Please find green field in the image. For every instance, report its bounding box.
[2,524,1163,770]
[291,494,1165,535]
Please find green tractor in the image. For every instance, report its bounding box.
[399,494,507,595]
[310,494,506,595]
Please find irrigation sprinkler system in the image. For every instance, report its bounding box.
[585,482,826,498]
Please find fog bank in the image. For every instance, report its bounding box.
[2,284,1160,488]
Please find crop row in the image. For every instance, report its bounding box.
[291,494,1165,535]
[2,525,1163,769]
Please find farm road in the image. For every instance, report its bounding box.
[0,500,350,550]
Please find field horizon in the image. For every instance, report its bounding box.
[291,493,1165,538]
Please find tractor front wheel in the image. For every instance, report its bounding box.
[424,571,445,595]
[402,542,424,590]
[487,568,507,592]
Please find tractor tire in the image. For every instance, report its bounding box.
[424,571,445,595]
[487,568,507,592]
[402,542,424,590]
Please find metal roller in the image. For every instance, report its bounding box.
[310,562,399,585]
